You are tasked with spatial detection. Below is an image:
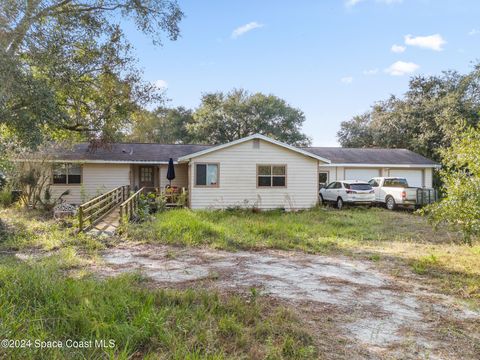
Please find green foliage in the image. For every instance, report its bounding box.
[338,66,480,162]
[423,127,480,244]
[189,89,312,146]
[127,107,195,143]
[0,257,316,359]
[1,0,184,146]
[0,187,13,208]
[126,90,312,146]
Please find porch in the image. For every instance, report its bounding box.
[129,163,189,195]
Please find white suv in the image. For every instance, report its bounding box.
[319,180,375,209]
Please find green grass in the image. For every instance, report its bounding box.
[0,208,102,252]
[0,255,317,359]
[122,206,457,252]
[123,207,480,305]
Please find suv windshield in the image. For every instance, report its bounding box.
[383,178,408,188]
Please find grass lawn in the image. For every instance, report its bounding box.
[0,208,319,359]
[123,206,480,305]
[1,205,479,358]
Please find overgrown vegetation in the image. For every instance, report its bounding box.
[123,207,480,304]
[0,255,316,359]
[423,127,480,244]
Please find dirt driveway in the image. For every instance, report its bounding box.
[100,244,479,359]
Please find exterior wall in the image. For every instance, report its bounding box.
[424,168,433,188]
[50,163,130,205]
[188,139,321,210]
[319,165,434,188]
[159,164,189,190]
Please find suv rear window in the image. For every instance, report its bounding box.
[349,183,372,191]
[383,178,408,188]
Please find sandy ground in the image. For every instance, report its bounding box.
[98,244,479,359]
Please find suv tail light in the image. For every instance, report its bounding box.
[369,190,375,194]
[402,190,406,199]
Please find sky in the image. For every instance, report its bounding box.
[123,0,480,146]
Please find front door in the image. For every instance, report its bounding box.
[139,166,155,189]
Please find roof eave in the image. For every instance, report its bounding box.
[320,163,440,168]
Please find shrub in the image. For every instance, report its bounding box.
[0,187,13,208]
[423,127,480,245]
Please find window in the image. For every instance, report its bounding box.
[325,182,337,189]
[67,164,81,184]
[345,183,372,191]
[383,178,408,188]
[195,163,218,186]
[140,167,153,183]
[334,182,343,189]
[319,172,329,188]
[52,163,81,184]
[368,179,379,187]
[257,165,286,187]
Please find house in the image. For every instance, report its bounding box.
[49,134,439,210]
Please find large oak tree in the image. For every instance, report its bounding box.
[189,89,311,146]
[0,0,183,146]
[337,66,480,162]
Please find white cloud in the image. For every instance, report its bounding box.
[363,68,379,75]
[345,0,364,7]
[385,61,419,76]
[154,79,168,89]
[391,44,406,53]
[404,34,446,51]
[340,76,354,84]
[231,22,264,39]
[468,29,480,36]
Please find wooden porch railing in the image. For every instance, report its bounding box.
[119,187,145,224]
[78,185,130,232]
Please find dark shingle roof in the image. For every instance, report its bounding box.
[303,147,437,165]
[53,142,437,165]
[53,143,213,162]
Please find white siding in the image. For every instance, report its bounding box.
[50,163,130,204]
[159,164,188,190]
[344,168,380,181]
[424,168,433,188]
[189,139,321,210]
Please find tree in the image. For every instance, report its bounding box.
[422,127,480,244]
[0,0,183,146]
[189,89,311,146]
[337,67,480,162]
[127,107,195,144]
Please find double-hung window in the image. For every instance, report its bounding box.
[195,163,219,187]
[257,165,286,187]
[52,163,82,184]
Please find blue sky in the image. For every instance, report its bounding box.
[124,0,480,146]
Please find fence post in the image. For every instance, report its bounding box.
[78,206,84,232]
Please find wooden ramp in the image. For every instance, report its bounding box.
[88,206,122,237]
[78,186,145,237]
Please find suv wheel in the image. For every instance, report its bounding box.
[386,196,396,210]
[336,197,344,210]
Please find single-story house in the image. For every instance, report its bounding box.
[49,134,439,210]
